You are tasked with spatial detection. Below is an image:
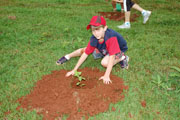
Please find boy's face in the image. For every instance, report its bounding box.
[91,26,106,40]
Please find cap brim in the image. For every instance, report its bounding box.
[86,23,102,30]
[86,24,91,30]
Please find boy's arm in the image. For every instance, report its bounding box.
[99,55,115,84]
[73,52,88,71]
[105,55,115,77]
[66,52,88,77]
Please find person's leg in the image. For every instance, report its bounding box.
[101,55,125,68]
[67,48,85,58]
[118,0,151,28]
[117,0,134,29]
[101,53,129,69]
[132,3,151,24]
[56,48,85,65]
[125,11,130,22]
[132,3,143,12]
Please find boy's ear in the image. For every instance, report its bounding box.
[104,25,108,31]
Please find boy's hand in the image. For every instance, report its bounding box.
[66,70,75,77]
[99,76,112,84]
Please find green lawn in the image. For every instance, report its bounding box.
[0,0,180,119]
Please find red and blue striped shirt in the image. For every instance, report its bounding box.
[85,28,128,56]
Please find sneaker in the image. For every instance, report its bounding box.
[119,56,129,69]
[56,56,68,65]
[117,23,131,29]
[143,11,151,24]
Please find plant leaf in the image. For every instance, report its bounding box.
[80,84,86,87]
[74,71,79,77]
[74,71,81,77]
[79,77,82,81]
[171,66,180,73]
[169,73,180,77]
[79,72,82,76]
[76,82,80,86]
[157,75,161,84]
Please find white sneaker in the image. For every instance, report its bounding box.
[143,11,151,24]
[117,23,131,29]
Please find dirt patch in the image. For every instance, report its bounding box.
[98,11,140,22]
[98,1,140,22]
[17,67,128,120]
[141,100,146,108]
[8,16,16,20]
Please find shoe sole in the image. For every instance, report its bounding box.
[117,26,131,29]
[120,56,129,70]
[56,62,63,65]
[125,57,129,70]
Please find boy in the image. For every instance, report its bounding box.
[56,16,129,84]
[113,0,151,29]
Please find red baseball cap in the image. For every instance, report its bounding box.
[86,16,106,30]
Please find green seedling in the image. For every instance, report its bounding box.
[74,71,86,87]
[152,74,169,90]
[152,66,180,93]
[152,75,163,88]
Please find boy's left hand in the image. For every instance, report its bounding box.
[66,70,75,77]
[99,76,112,84]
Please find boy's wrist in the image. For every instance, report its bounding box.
[104,73,110,78]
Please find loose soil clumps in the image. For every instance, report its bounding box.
[99,1,140,22]
[17,68,128,120]
[98,11,140,22]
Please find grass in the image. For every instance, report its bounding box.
[0,0,180,119]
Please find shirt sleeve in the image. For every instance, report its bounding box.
[106,37,121,55]
[85,41,95,55]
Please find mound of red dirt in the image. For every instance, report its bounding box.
[99,11,140,22]
[99,1,140,22]
[17,68,128,120]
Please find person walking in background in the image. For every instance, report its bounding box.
[113,0,151,29]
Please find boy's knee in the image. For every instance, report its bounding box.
[80,48,86,54]
[101,60,108,68]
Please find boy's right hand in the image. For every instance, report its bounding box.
[66,70,75,77]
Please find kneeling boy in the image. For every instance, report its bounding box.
[56,16,129,84]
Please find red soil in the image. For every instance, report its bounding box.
[111,106,116,112]
[98,11,140,22]
[141,100,146,108]
[8,16,16,20]
[99,1,140,22]
[128,112,133,118]
[17,67,128,120]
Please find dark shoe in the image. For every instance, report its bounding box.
[119,56,129,69]
[56,56,68,65]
